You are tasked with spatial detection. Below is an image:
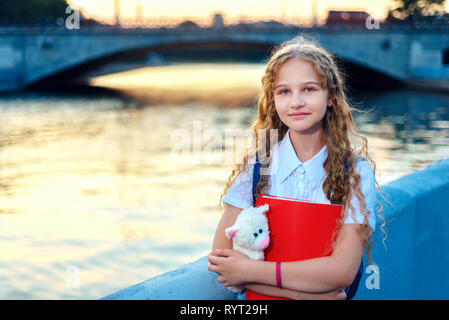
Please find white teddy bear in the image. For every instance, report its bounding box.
[224,204,270,293]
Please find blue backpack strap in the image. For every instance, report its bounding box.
[345,259,363,300]
[342,154,363,300]
[344,155,349,172]
[252,154,261,205]
[244,154,260,299]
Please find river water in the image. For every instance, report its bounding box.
[0,63,448,299]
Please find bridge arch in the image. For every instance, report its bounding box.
[31,38,404,90]
[30,40,273,87]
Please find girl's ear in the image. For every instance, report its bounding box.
[225,227,238,239]
[327,91,333,107]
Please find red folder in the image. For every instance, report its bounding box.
[245,194,343,300]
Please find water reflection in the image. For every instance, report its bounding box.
[351,89,449,182]
[0,63,448,299]
[90,63,265,108]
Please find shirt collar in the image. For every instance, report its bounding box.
[274,129,327,188]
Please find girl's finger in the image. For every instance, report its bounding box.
[210,251,220,257]
[217,275,225,283]
[210,250,220,257]
[215,249,233,257]
[207,262,211,271]
[208,254,223,264]
[336,291,347,300]
[208,262,219,273]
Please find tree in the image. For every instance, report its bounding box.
[388,0,447,22]
[0,0,69,25]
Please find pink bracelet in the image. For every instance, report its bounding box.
[276,262,282,288]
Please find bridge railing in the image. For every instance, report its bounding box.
[2,21,449,34]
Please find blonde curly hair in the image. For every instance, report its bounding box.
[219,35,386,264]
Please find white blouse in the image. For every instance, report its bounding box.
[222,129,377,231]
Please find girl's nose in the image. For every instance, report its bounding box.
[291,92,305,108]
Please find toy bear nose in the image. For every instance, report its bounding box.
[260,236,270,250]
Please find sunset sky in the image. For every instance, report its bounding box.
[68,0,400,25]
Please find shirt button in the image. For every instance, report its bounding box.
[298,182,303,188]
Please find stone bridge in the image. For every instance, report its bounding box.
[1,26,449,91]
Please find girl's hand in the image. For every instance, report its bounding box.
[290,288,347,300]
[207,249,250,287]
[326,289,347,300]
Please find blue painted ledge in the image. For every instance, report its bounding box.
[102,157,449,300]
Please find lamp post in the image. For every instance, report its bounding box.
[280,0,286,23]
[136,1,143,25]
[114,0,120,27]
[312,0,317,27]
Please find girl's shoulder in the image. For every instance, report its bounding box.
[353,155,375,180]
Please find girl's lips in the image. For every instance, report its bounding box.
[289,113,309,117]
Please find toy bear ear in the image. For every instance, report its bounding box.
[225,227,238,239]
[258,204,269,216]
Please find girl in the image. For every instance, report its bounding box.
[208,35,386,300]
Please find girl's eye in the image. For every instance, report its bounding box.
[304,87,315,92]
[253,233,258,238]
[259,229,263,233]
[279,89,289,95]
